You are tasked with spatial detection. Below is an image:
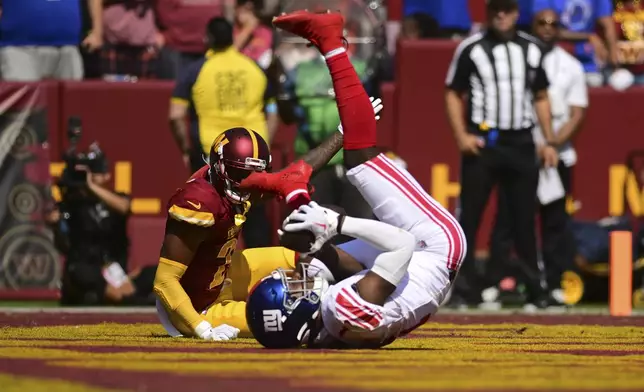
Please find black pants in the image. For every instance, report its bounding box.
[490,162,577,291]
[310,164,374,244]
[454,130,546,303]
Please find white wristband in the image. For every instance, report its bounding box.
[337,123,344,134]
[194,320,212,338]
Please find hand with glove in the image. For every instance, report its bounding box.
[337,96,383,133]
[194,320,240,341]
[282,201,345,254]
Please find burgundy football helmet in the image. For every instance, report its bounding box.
[208,127,271,203]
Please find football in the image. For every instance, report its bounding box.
[279,227,315,254]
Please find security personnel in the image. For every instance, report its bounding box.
[444,0,559,309]
[169,16,277,248]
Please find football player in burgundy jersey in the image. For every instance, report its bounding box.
[153,64,384,340]
[152,104,383,341]
[153,127,299,341]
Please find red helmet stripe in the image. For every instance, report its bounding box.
[247,129,259,159]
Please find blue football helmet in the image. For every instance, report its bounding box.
[246,265,329,349]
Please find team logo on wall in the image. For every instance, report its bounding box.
[9,123,37,161]
[7,183,43,222]
[0,225,60,289]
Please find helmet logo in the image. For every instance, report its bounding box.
[263,309,284,332]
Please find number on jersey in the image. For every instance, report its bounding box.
[208,238,237,290]
[263,309,283,332]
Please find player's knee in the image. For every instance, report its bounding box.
[206,300,250,335]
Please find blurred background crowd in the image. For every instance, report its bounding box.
[0,0,643,310]
[3,0,644,86]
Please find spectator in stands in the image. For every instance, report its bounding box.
[488,8,588,307]
[279,49,375,242]
[404,0,472,38]
[168,17,277,248]
[533,0,619,85]
[48,144,156,306]
[101,0,164,80]
[613,0,644,84]
[155,0,233,80]
[0,0,103,81]
[233,0,273,69]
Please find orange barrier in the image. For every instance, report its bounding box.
[610,231,633,316]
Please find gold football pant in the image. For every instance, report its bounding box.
[201,246,297,337]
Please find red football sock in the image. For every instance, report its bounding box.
[325,49,377,150]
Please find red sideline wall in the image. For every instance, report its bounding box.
[1,41,643,299]
[42,67,644,257]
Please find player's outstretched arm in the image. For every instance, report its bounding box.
[284,202,415,305]
[304,244,367,283]
[155,219,237,341]
[299,97,383,172]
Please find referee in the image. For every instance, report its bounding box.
[444,0,559,308]
[490,9,588,305]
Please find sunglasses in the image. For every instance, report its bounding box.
[537,18,560,27]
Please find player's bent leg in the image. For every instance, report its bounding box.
[346,153,466,271]
[203,300,250,337]
[273,11,378,170]
[228,247,298,301]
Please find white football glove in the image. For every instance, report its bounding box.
[337,96,383,134]
[194,321,240,341]
[282,201,343,254]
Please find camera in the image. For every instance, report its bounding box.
[58,117,108,190]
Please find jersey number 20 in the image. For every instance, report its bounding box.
[209,238,237,290]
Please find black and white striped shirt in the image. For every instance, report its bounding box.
[445,31,549,131]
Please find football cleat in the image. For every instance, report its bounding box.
[272,10,345,54]
[239,160,312,204]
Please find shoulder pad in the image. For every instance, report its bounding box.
[167,180,221,227]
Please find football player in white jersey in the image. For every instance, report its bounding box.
[240,10,467,349]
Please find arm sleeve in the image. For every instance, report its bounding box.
[153,257,204,333]
[445,42,473,92]
[339,217,416,286]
